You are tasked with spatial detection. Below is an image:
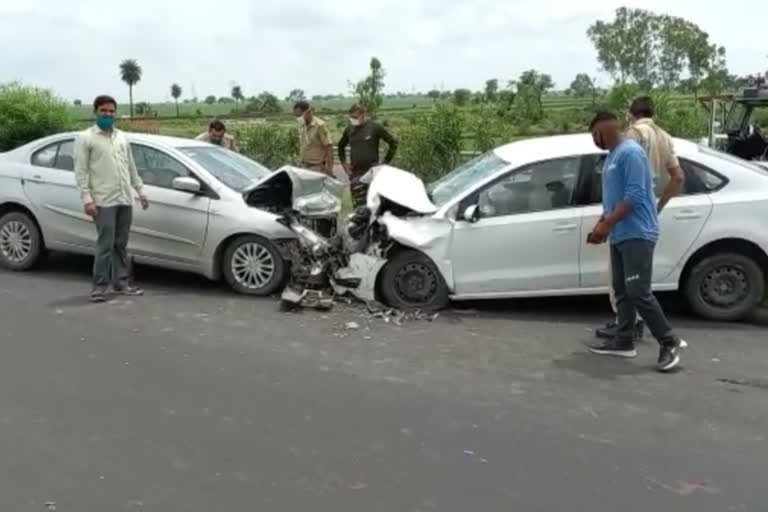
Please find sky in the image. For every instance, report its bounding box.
[0,0,765,104]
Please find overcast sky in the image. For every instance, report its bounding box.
[1,0,765,104]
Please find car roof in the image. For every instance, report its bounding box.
[29,131,210,149]
[492,133,701,165]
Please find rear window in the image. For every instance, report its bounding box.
[699,146,768,177]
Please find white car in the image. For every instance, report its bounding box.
[0,132,341,296]
[360,134,768,321]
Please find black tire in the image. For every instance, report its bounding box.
[379,249,450,311]
[0,211,43,271]
[222,235,285,296]
[684,252,765,321]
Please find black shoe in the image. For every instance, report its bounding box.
[657,338,686,372]
[90,287,108,303]
[596,320,645,340]
[588,339,637,358]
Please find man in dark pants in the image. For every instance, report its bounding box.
[74,95,149,302]
[337,105,398,208]
[586,111,687,372]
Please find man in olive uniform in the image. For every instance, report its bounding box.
[195,119,238,151]
[338,104,398,208]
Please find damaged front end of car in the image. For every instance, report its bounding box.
[247,165,453,312]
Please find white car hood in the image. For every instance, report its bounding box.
[360,165,438,214]
[243,165,344,217]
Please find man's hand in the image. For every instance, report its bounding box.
[587,218,612,244]
[138,194,149,210]
[84,202,99,218]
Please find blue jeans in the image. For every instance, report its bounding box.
[610,239,677,346]
[92,205,132,289]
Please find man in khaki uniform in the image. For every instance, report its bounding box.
[196,119,238,151]
[595,96,685,340]
[293,101,333,175]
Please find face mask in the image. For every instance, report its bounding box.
[349,117,361,126]
[96,115,115,131]
[296,115,306,126]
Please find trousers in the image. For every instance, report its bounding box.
[93,205,133,288]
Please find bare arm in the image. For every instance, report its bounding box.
[656,163,684,212]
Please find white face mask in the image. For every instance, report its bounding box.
[349,117,361,126]
[296,115,306,126]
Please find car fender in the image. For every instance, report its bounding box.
[377,212,455,292]
[0,163,43,219]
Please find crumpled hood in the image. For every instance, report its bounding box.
[359,165,438,214]
[243,165,345,217]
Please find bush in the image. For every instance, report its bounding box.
[395,102,464,181]
[0,82,72,151]
[234,123,298,169]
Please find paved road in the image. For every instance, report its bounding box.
[1,255,767,511]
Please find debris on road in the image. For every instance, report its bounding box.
[345,322,361,330]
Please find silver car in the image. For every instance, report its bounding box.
[0,132,340,296]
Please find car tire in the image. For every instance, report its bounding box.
[0,211,43,271]
[222,235,285,296]
[684,252,765,321]
[379,249,450,311]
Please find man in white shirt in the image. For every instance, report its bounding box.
[74,95,149,302]
[595,96,684,340]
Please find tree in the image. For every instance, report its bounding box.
[452,88,472,106]
[569,74,593,97]
[135,102,152,117]
[427,89,440,101]
[119,59,142,119]
[588,8,723,91]
[287,89,306,103]
[218,97,234,104]
[231,85,244,108]
[352,57,386,115]
[170,83,182,117]
[699,45,729,95]
[73,99,82,107]
[205,95,217,105]
[484,79,499,102]
[513,70,554,122]
[258,92,282,113]
[0,83,72,151]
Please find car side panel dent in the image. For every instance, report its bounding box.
[378,212,455,291]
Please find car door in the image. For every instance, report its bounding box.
[21,139,95,249]
[449,156,583,296]
[128,143,211,264]
[578,154,714,289]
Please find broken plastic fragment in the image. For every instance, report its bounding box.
[345,322,360,330]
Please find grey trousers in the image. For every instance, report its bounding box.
[610,239,677,346]
[93,205,133,288]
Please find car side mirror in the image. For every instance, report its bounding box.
[463,204,480,223]
[172,176,202,193]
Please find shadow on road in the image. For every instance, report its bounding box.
[16,252,768,329]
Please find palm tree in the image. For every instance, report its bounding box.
[171,83,182,117]
[231,85,244,108]
[119,59,142,119]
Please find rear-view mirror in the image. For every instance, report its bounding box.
[463,204,479,223]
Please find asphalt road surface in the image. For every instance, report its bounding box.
[2,255,767,511]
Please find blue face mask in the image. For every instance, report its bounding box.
[96,115,115,131]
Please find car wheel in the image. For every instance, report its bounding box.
[0,211,43,271]
[684,252,765,321]
[222,235,285,296]
[379,249,450,311]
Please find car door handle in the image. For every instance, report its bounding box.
[26,174,43,183]
[552,223,578,232]
[673,209,703,220]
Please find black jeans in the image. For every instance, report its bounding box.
[610,239,677,346]
[93,205,133,289]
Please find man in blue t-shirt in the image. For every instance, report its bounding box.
[586,111,687,372]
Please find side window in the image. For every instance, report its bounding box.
[130,144,190,189]
[476,157,580,218]
[31,143,59,168]
[54,140,75,171]
[679,159,726,195]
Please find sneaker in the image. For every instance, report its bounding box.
[657,338,687,372]
[90,287,108,303]
[587,339,638,358]
[596,319,645,340]
[113,283,144,296]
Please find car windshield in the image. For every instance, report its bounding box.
[427,151,509,206]
[725,102,749,133]
[179,146,271,191]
